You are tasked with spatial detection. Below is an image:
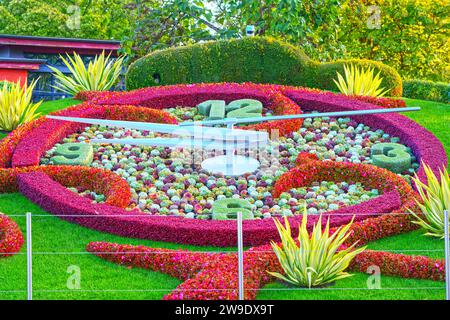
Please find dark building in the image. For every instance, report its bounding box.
[0,34,121,100]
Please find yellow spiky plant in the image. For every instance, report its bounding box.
[0,80,41,131]
[334,64,390,97]
[410,163,450,239]
[49,51,124,95]
[268,209,366,288]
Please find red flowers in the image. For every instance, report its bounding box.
[0,166,132,208]
[0,214,24,258]
[350,250,445,281]
[86,241,446,300]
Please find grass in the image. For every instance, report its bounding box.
[0,96,448,300]
[36,98,82,116]
[401,98,449,166]
[0,193,232,300]
[257,274,445,300]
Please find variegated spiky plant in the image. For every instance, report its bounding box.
[334,64,389,97]
[0,80,41,131]
[49,51,124,96]
[410,163,450,239]
[269,210,366,288]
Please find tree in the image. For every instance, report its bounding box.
[121,0,217,59]
[0,0,131,40]
[213,0,346,61]
[339,0,449,82]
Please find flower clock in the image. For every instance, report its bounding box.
[0,83,447,299]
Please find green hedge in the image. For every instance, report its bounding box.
[403,79,449,103]
[126,37,403,96]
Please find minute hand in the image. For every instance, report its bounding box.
[179,107,420,126]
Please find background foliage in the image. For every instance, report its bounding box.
[126,36,403,96]
[0,0,131,40]
[0,0,448,82]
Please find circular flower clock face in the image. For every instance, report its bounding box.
[0,83,447,247]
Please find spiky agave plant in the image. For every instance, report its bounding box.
[334,64,389,97]
[49,51,124,96]
[268,210,366,288]
[410,163,450,239]
[0,80,41,131]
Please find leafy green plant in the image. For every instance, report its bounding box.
[334,64,390,97]
[410,163,450,238]
[403,79,449,104]
[49,52,124,95]
[0,80,41,131]
[268,210,366,288]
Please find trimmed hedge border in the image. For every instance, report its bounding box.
[86,241,446,300]
[403,79,449,104]
[0,214,24,258]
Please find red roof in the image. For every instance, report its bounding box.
[0,34,121,55]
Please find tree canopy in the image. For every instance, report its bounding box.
[0,0,448,82]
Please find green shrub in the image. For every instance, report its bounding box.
[0,79,41,131]
[126,37,403,96]
[403,79,449,103]
[410,163,450,239]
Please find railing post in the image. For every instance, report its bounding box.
[26,212,33,301]
[444,210,449,301]
[237,211,244,300]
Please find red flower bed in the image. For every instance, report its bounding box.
[0,214,24,258]
[350,250,445,281]
[0,166,131,208]
[86,241,445,300]
[77,83,304,136]
[78,85,407,110]
[275,153,417,211]
[348,95,406,109]
[86,241,280,300]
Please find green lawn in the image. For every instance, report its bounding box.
[257,274,445,300]
[0,97,448,300]
[401,98,449,164]
[36,98,82,116]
